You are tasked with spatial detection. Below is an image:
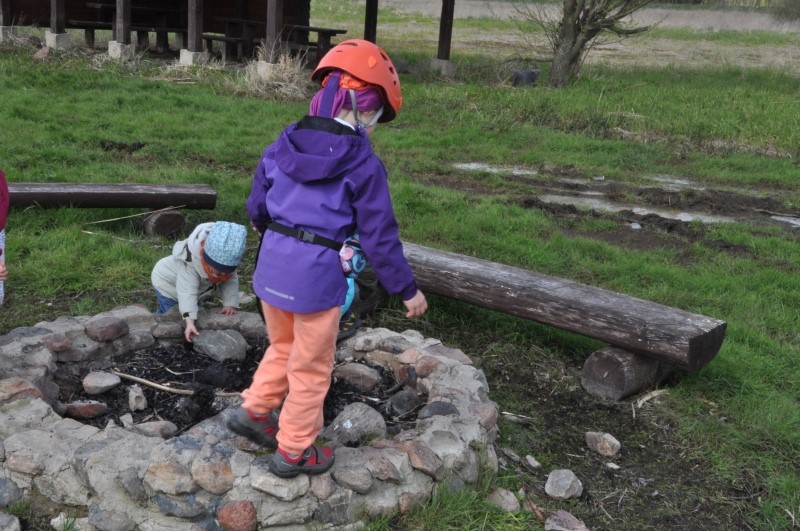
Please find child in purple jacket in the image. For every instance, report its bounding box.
[228,40,428,478]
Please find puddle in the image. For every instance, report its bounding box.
[770,215,800,228]
[645,174,703,191]
[540,194,736,224]
[453,162,537,176]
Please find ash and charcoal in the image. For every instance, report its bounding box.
[56,339,425,437]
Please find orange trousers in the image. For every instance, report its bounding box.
[241,300,340,455]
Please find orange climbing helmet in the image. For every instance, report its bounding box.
[312,39,402,123]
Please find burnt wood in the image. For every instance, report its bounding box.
[8,183,217,210]
[402,242,726,371]
[581,346,675,400]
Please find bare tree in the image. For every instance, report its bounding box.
[512,1,654,87]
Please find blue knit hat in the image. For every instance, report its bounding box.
[202,222,247,273]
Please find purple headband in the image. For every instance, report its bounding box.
[309,73,384,119]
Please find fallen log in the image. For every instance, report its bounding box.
[402,242,726,372]
[8,183,217,210]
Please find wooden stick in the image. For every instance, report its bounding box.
[112,370,241,397]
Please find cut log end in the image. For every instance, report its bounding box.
[581,346,676,401]
[143,209,185,237]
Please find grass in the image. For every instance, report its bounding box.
[2,1,800,528]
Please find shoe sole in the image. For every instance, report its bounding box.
[226,416,278,449]
[268,454,335,478]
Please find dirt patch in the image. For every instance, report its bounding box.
[479,348,756,530]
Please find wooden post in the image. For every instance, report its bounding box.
[186,0,203,52]
[1,0,11,27]
[115,0,130,44]
[265,0,282,62]
[50,0,66,33]
[402,242,726,371]
[581,347,675,401]
[364,0,378,43]
[437,0,454,60]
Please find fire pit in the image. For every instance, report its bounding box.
[0,305,499,528]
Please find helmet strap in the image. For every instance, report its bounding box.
[348,89,384,128]
[318,72,342,119]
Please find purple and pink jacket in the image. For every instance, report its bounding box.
[246,116,418,314]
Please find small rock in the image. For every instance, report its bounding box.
[487,488,520,511]
[64,400,108,419]
[128,384,148,411]
[129,420,178,439]
[82,371,121,395]
[605,462,621,470]
[544,509,589,531]
[544,469,583,500]
[585,431,621,457]
[524,455,542,470]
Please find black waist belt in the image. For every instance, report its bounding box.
[267,222,341,251]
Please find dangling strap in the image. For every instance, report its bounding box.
[318,72,342,119]
[267,222,341,251]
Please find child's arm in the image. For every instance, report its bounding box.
[0,262,7,281]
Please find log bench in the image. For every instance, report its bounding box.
[8,183,216,237]
[402,242,727,401]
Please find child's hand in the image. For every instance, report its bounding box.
[403,290,428,319]
[218,306,237,315]
[0,262,6,281]
[184,319,200,342]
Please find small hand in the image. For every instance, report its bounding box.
[218,306,237,315]
[184,319,200,343]
[0,262,7,281]
[403,290,428,319]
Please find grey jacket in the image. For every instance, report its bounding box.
[151,223,240,320]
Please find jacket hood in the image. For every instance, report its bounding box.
[273,117,373,184]
[172,222,213,261]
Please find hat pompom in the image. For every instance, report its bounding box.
[202,222,247,273]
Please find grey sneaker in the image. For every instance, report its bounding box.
[226,407,279,448]
[269,445,335,478]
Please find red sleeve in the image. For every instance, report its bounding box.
[0,170,8,231]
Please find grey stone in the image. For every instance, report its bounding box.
[0,513,20,531]
[192,329,247,362]
[487,487,520,511]
[0,478,23,508]
[332,464,373,494]
[545,469,583,500]
[585,431,621,457]
[333,362,382,392]
[322,402,387,446]
[127,385,147,412]
[130,421,177,439]
[88,502,135,531]
[545,509,590,531]
[418,400,458,419]
[82,371,121,394]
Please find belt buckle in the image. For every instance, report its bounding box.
[299,230,315,243]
